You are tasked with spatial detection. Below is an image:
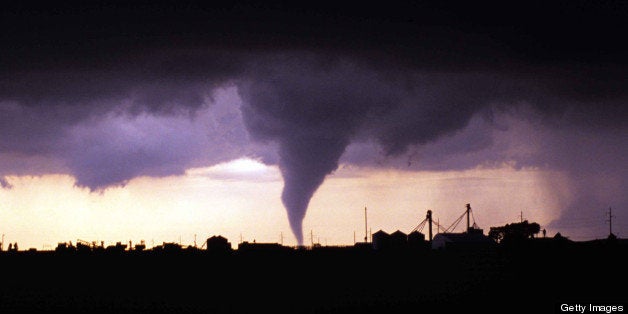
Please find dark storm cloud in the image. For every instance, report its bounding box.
[1,1,626,241]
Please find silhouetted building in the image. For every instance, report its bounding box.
[432,228,494,250]
[76,240,92,253]
[134,240,146,251]
[105,242,128,253]
[408,231,428,249]
[372,230,390,250]
[206,235,232,253]
[390,230,408,249]
[237,241,290,253]
[161,242,182,253]
[55,242,76,253]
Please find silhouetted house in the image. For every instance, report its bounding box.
[162,242,182,253]
[432,228,494,250]
[76,241,92,254]
[390,230,408,249]
[206,235,232,253]
[312,245,356,253]
[55,242,76,253]
[237,241,290,253]
[372,230,390,250]
[105,242,128,253]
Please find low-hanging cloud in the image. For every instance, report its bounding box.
[1,1,626,242]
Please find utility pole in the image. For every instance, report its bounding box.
[194,234,197,248]
[310,230,314,246]
[364,206,368,242]
[607,207,614,236]
[520,211,524,223]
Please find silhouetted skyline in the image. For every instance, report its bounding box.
[1,224,625,314]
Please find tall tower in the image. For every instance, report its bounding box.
[466,203,471,232]
[427,210,433,242]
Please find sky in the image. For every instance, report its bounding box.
[0,0,626,249]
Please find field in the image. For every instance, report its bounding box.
[1,240,625,313]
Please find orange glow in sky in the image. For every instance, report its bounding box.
[0,159,571,250]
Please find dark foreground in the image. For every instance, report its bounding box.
[1,242,626,314]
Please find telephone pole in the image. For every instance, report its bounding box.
[364,206,368,242]
[607,207,614,236]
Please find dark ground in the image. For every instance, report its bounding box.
[1,241,626,314]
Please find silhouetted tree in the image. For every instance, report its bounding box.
[489,220,541,244]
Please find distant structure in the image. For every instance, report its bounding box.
[364,206,368,242]
[372,228,429,251]
[134,240,146,251]
[206,235,232,253]
[237,241,291,253]
[149,242,184,253]
[353,206,372,250]
[372,230,389,250]
[407,230,427,249]
[105,242,128,253]
[55,241,76,253]
[432,204,494,250]
[390,230,408,249]
[607,207,616,239]
[409,210,437,242]
[432,229,494,250]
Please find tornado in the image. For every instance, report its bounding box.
[278,136,348,245]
